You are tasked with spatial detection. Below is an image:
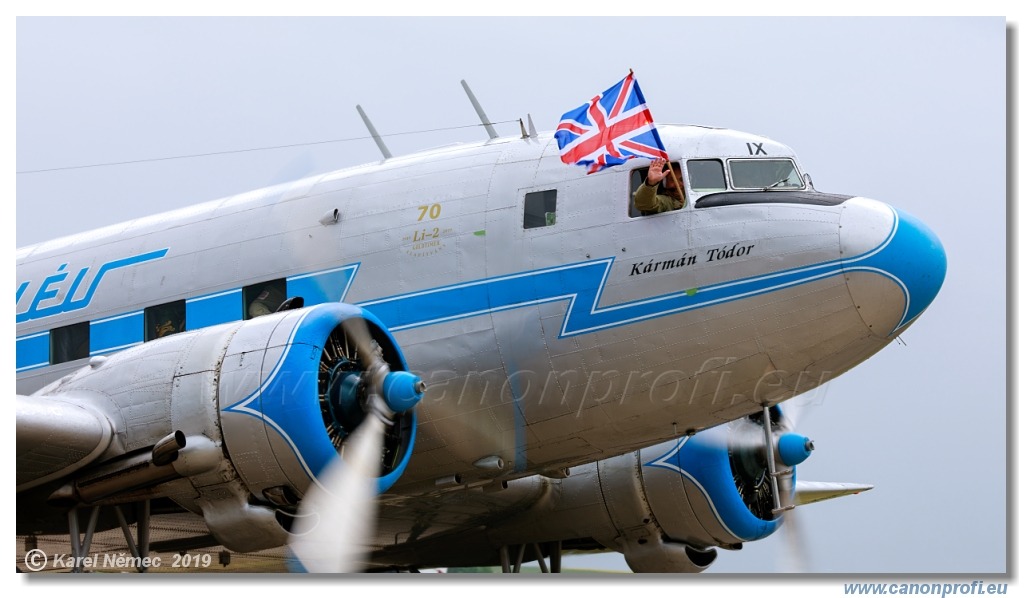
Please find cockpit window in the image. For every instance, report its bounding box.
[629,162,684,218]
[687,159,726,193]
[728,159,804,190]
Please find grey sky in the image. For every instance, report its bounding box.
[14,17,1008,576]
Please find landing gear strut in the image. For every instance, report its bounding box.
[65,499,152,572]
[498,541,562,573]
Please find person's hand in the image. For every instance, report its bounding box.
[646,158,668,186]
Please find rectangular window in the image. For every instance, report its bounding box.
[244,279,287,319]
[629,169,645,218]
[629,162,684,218]
[523,190,557,229]
[145,300,186,341]
[728,159,803,190]
[687,159,727,193]
[50,322,89,364]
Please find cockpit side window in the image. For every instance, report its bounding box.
[687,159,726,194]
[628,162,684,218]
[728,159,804,190]
[628,169,644,218]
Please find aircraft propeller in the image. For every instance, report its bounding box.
[289,316,424,573]
[716,403,815,572]
[771,405,813,573]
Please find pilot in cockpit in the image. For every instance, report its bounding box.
[633,157,685,215]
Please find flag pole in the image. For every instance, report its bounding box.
[631,68,683,206]
[666,165,685,207]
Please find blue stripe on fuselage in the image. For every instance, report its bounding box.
[12,256,848,372]
[15,209,905,373]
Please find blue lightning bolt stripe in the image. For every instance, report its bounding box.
[16,203,942,374]
[356,212,891,337]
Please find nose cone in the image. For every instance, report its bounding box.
[886,209,947,324]
[840,199,946,337]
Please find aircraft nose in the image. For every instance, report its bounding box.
[839,199,946,337]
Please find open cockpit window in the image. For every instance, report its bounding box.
[629,161,684,217]
[728,159,804,190]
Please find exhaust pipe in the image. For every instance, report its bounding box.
[50,432,220,506]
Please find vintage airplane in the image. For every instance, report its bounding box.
[15,104,946,572]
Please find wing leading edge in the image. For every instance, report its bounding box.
[16,393,114,492]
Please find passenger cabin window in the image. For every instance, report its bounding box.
[146,300,186,341]
[51,321,89,364]
[687,159,727,193]
[244,279,287,319]
[523,190,557,229]
[729,159,804,190]
[629,162,684,218]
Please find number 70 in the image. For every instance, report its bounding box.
[417,204,442,221]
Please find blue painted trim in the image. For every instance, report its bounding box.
[287,264,359,305]
[843,208,946,333]
[222,303,415,494]
[353,211,896,338]
[14,265,363,373]
[91,311,144,355]
[16,249,168,324]
[186,289,242,329]
[645,429,782,542]
[17,203,946,372]
[16,331,49,372]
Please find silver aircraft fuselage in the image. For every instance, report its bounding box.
[15,124,946,491]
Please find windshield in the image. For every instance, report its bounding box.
[729,159,803,190]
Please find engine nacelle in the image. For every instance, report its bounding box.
[488,417,795,573]
[23,303,418,552]
[635,426,783,549]
[217,303,416,503]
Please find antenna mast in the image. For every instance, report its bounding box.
[460,80,499,140]
[355,104,393,160]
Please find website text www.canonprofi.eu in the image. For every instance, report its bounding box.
[843,582,1009,597]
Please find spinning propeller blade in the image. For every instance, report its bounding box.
[290,316,421,573]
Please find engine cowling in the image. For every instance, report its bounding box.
[487,410,804,573]
[20,303,420,552]
[217,303,417,502]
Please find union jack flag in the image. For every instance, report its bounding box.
[555,72,668,174]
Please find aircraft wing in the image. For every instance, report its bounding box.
[794,481,874,506]
[16,393,115,493]
[361,415,875,572]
